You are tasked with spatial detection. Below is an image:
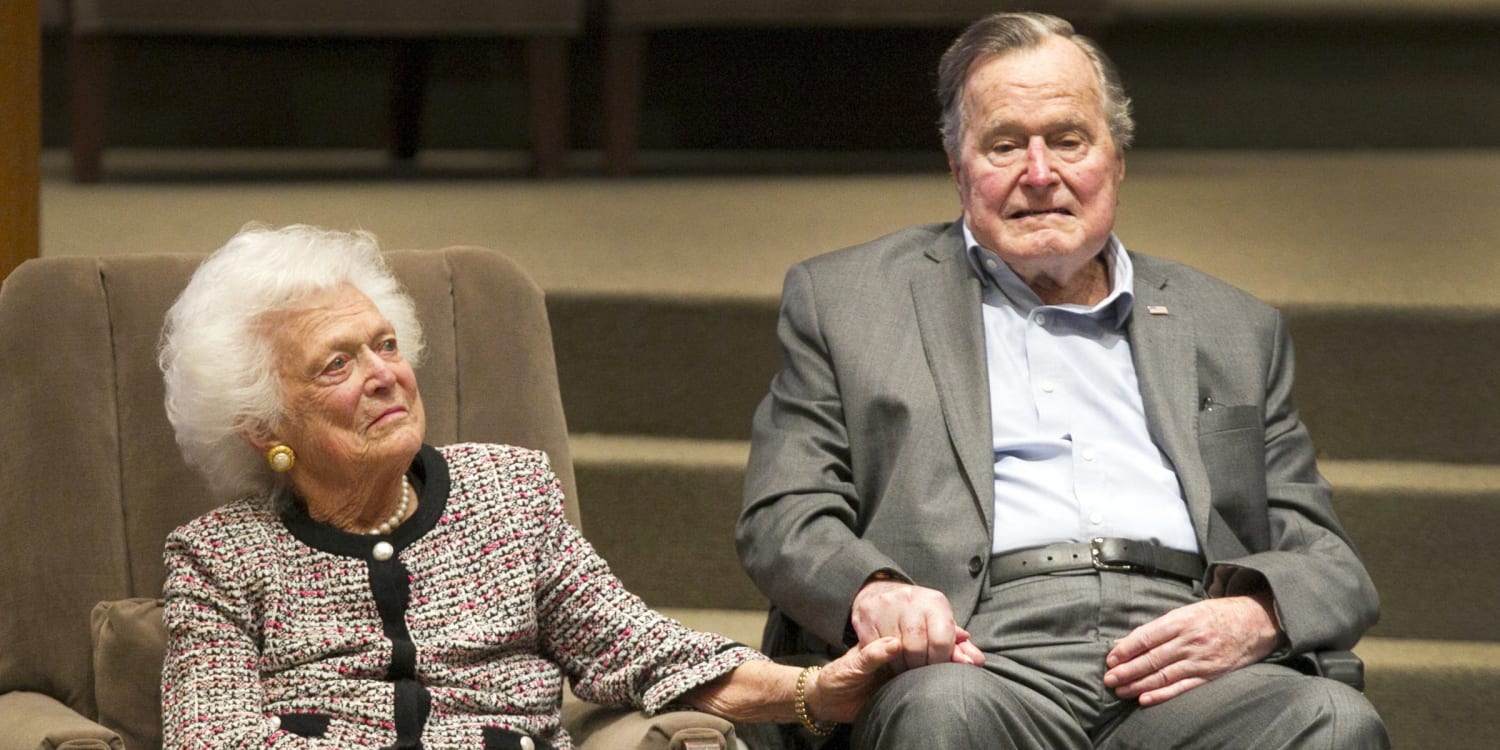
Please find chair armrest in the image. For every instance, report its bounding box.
[563,702,734,750]
[1282,650,1366,692]
[0,691,123,750]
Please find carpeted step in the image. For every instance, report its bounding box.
[550,295,1500,465]
[1353,637,1500,750]
[572,436,1500,642]
[661,606,1500,750]
[572,434,766,612]
[1326,461,1500,642]
[550,294,778,442]
[1288,307,1500,465]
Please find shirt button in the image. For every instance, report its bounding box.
[1034,313,1047,326]
[373,541,395,561]
[1041,381,1055,393]
[520,738,535,750]
[985,258,998,269]
[968,556,984,576]
[268,716,281,730]
[1082,448,1096,462]
[1090,512,1104,525]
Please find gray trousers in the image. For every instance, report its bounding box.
[852,571,1388,749]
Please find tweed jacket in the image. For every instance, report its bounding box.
[737,222,1379,661]
[163,443,760,749]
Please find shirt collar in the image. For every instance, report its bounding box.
[962,221,1135,329]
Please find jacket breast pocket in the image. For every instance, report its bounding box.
[1196,404,1270,545]
[1197,404,1260,435]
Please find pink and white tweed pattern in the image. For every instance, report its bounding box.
[162,443,762,749]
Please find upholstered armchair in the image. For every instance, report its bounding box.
[0,248,734,750]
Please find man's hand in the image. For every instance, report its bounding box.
[1103,591,1283,706]
[851,579,986,672]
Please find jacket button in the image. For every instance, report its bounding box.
[968,556,984,576]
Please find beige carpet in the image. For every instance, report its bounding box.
[39,148,1500,309]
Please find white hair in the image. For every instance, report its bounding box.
[937,12,1135,158]
[159,224,426,499]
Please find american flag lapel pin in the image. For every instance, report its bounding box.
[1147,305,1170,315]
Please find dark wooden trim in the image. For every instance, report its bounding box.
[524,36,569,178]
[2,0,41,280]
[68,33,109,183]
[602,31,644,178]
[390,41,433,162]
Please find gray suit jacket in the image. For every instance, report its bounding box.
[737,221,1378,661]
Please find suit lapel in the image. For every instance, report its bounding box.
[1127,255,1213,549]
[910,227,995,531]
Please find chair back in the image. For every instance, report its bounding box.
[0,247,576,722]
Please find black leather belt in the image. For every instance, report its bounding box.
[989,537,1205,587]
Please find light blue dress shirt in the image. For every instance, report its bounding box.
[964,224,1200,555]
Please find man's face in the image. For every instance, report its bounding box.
[949,37,1125,273]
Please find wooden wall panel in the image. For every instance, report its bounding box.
[1,0,41,281]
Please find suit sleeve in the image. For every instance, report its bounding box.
[736,264,907,648]
[1208,310,1380,654]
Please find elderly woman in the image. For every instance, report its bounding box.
[158,225,901,749]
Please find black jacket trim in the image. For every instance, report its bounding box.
[278,712,330,738]
[280,444,449,560]
[482,726,553,750]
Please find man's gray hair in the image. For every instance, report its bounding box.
[159,224,426,500]
[937,12,1135,157]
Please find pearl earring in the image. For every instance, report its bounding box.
[266,445,296,473]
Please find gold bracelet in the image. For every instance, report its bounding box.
[794,665,837,736]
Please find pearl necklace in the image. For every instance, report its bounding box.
[368,477,411,535]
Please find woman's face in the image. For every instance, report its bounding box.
[263,284,425,479]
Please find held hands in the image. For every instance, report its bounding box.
[682,639,903,725]
[804,636,904,723]
[1103,591,1283,706]
[851,579,986,673]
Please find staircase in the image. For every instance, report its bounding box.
[558,154,1500,750]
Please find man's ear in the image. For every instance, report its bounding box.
[948,154,966,198]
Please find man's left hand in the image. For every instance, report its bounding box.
[1103,591,1282,706]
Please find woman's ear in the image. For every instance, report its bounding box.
[239,422,279,455]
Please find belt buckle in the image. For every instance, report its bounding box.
[1090,537,1135,573]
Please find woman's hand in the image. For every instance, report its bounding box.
[806,636,902,724]
[682,637,901,725]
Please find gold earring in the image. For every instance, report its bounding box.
[266,444,296,473]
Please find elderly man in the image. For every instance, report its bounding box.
[737,11,1387,749]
